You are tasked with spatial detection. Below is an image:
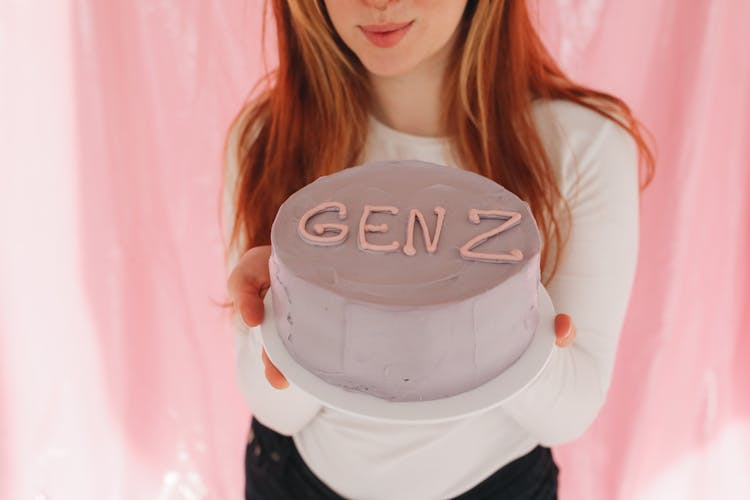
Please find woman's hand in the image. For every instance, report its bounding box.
[554,313,577,347]
[227,245,289,390]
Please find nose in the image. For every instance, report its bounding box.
[363,0,397,11]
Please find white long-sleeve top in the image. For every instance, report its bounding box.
[223,98,640,500]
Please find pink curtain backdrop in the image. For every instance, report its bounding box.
[2,1,748,498]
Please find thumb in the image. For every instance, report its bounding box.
[236,289,265,328]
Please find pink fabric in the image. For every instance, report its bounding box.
[1,1,748,498]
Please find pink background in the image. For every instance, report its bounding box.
[1,1,748,498]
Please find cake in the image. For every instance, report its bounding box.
[268,159,542,402]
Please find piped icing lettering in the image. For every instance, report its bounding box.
[358,205,400,253]
[459,209,523,263]
[297,201,349,246]
[403,207,446,256]
[297,202,525,264]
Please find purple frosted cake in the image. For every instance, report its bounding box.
[268,160,542,402]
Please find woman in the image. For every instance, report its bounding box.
[222,1,655,498]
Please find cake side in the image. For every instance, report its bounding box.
[269,250,539,402]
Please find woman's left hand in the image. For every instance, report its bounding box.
[554,314,577,347]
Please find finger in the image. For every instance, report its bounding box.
[227,264,269,305]
[263,355,289,389]
[234,290,265,327]
[227,247,272,327]
[265,365,289,390]
[557,326,576,348]
[554,314,576,347]
[228,275,268,327]
[262,348,289,389]
[241,291,265,326]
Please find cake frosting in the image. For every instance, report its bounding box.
[268,159,542,402]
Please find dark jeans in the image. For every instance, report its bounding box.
[245,416,558,499]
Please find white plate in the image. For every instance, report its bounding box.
[259,286,557,424]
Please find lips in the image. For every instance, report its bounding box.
[360,21,413,33]
[359,20,414,48]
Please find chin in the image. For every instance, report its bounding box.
[359,54,419,78]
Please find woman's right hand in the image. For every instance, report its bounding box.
[227,245,289,390]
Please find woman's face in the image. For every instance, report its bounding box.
[323,0,469,78]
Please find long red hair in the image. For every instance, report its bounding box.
[221,0,655,294]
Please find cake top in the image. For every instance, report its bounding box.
[270,160,541,307]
